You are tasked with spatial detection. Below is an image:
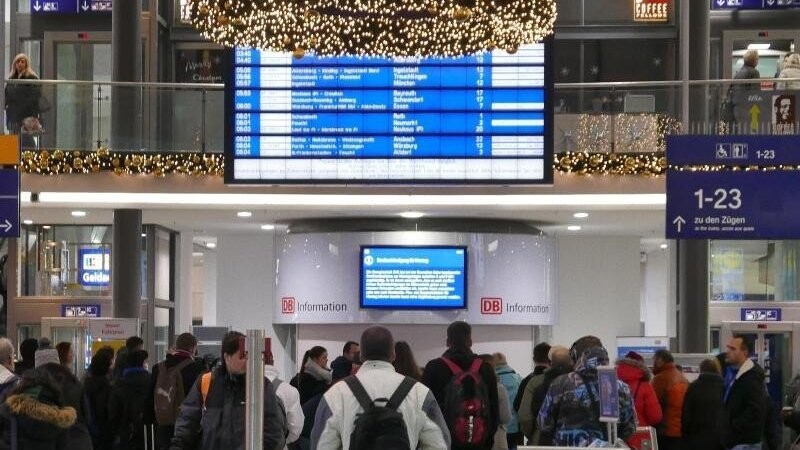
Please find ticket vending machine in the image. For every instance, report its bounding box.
[720,321,800,406]
[41,317,140,379]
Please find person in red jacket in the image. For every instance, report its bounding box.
[616,351,662,449]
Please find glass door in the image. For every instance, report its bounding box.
[43,32,112,151]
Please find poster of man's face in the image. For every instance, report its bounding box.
[773,94,796,135]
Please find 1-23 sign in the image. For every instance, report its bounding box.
[694,188,742,210]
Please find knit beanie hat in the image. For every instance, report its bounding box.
[35,348,60,368]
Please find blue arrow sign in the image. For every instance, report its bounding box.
[0,170,18,238]
[712,0,800,9]
[667,170,800,239]
[30,0,111,13]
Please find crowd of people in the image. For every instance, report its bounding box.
[0,323,793,449]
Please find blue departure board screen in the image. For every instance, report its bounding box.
[225,42,553,184]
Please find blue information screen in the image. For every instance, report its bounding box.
[360,246,467,309]
[225,43,553,184]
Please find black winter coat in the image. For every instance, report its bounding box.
[4,73,40,127]
[38,363,93,449]
[681,373,724,450]
[109,368,152,450]
[421,347,500,450]
[722,361,766,448]
[169,364,286,450]
[83,372,114,450]
[290,373,328,406]
[0,367,79,450]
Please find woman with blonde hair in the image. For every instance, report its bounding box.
[778,53,800,90]
[4,53,41,137]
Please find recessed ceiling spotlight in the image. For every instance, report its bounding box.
[261,224,275,230]
[42,225,51,229]
[141,233,147,237]
[71,211,87,217]
[237,211,253,218]
[399,211,425,219]
[660,243,669,249]
[567,225,582,231]
[206,242,217,249]
[22,219,33,225]
[573,212,589,219]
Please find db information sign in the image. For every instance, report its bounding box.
[79,248,110,287]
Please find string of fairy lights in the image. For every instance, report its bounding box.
[187,0,557,57]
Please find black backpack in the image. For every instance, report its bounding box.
[439,357,492,448]
[344,375,417,450]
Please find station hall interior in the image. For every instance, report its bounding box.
[1,1,800,444]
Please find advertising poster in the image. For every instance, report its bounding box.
[773,94,796,135]
[597,366,620,422]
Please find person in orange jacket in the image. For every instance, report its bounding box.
[651,349,688,450]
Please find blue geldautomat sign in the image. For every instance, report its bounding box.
[711,0,800,9]
[741,308,781,321]
[79,248,110,287]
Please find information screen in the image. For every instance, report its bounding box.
[225,42,553,184]
[360,246,467,309]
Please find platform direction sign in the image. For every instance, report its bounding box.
[0,136,20,238]
[666,135,800,240]
[711,0,800,10]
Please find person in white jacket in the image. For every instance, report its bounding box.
[310,326,450,450]
[778,53,800,90]
[265,358,304,450]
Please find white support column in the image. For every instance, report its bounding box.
[175,230,194,334]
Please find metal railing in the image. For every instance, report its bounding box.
[4,77,800,155]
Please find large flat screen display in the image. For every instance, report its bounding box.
[360,246,467,309]
[225,41,553,184]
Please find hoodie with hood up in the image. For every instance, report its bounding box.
[537,347,637,447]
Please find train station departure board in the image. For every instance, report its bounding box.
[225,43,553,184]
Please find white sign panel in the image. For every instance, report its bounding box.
[88,318,139,340]
[274,232,557,325]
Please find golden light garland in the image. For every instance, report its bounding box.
[187,0,557,57]
[19,149,224,177]
[20,148,791,178]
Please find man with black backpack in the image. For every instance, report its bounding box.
[310,326,450,450]
[150,332,204,449]
[422,321,500,450]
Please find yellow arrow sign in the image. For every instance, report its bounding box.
[749,104,761,133]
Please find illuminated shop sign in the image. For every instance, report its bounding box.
[79,248,110,287]
[634,0,670,22]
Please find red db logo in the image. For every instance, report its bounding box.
[282,297,296,314]
[481,298,503,315]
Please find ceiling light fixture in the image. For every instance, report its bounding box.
[660,243,668,249]
[23,219,33,225]
[567,225,582,231]
[206,242,217,249]
[71,211,87,217]
[188,0,557,57]
[261,224,276,230]
[573,212,589,219]
[399,211,425,219]
[237,211,253,218]
[747,43,770,50]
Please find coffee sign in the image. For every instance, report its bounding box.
[634,0,669,22]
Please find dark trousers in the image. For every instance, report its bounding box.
[156,425,174,450]
[506,432,521,450]
[658,435,684,450]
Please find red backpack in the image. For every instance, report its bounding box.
[439,357,492,448]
